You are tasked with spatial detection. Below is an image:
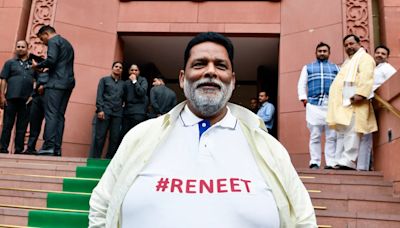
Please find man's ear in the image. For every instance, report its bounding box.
[179,70,185,89]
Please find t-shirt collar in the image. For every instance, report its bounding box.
[180,104,237,130]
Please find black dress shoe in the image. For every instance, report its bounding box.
[14,151,24,155]
[22,149,36,155]
[36,148,55,155]
[324,166,334,169]
[335,165,356,170]
[309,164,320,169]
[53,151,61,157]
[0,149,9,154]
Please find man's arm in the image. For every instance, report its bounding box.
[258,104,275,123]
[35,39,59,69]
[0,79,7,109]
[353,55,375,104]
[95,78,105,119]
[132,76,148,97]
[0,61,11,108]
[297,65,308,107]
[150,87,161,114]
[89,136,129,227]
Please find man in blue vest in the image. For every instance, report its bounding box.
[297,42,339,169]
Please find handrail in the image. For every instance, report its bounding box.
[373,93,400,119]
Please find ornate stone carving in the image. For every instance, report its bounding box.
[345,0,372,52]
[26,0,58,58]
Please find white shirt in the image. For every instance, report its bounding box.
[122,105,280,228]
[368,62,397,99]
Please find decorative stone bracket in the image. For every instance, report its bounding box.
[25,0,58,58]
[343,0,374,53]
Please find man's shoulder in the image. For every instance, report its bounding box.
[3,58,17,65]
[361,52,375,62]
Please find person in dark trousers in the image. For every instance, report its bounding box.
[121,64,148,138]
[0,40,36,154]
[150,76,177,117]
[23,72,48,154]
[32,25,75,156]
[90,61,124,159]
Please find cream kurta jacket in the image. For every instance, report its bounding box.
[327,53,378,133]
[89,102,317,228]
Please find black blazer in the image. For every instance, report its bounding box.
[36,35,75,90]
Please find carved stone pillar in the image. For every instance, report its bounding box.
[343,0,374,52]
[25,0,58,57]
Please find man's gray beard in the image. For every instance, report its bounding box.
[183,78,234,117]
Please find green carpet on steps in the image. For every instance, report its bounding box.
[26,159,111,227]
[47,192,90,211]
[86,158,111,167]
[62,178,99,193]
[28,210,88,228]
[75,166,107,179]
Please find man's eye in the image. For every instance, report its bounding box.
[192,63,204,68]
[217,64,227,70]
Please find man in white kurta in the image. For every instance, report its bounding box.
[327,34,377,170]
[357,45,397,170]
[298,42,339,169]
[89,32,317,228]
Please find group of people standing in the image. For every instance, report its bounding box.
[299,34,397,171]
[0,25,74,156]
[89,62,177,159]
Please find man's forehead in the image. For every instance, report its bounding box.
[16,41,27,47]
[344,37,357,44]
[189,42,230,59]
[375,48,388,54]
[317,46,329,51]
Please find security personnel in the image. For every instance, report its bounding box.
[121,64,148,137]
[32,25,75,156]
[24,72,48,154]
[0,40,36,154]
[91,61,125,159]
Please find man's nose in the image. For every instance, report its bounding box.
[204,63,217,78]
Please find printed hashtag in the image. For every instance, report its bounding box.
[156,177,170,192]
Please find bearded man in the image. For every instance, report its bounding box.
[327,34,377,170]
[89,32,316,228]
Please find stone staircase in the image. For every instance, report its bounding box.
[0,154,88,227]
[298,168,400,227]
[0,154,400,227]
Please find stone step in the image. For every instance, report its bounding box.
[0,206,29,226]
[311,192,400,215]
[0,154,87,167]
[316,210,400,228]
[0,174,64,191]
[297,168,384,181]
[0,161,77,177]
[303,177,394,196]
[0,189,47,208]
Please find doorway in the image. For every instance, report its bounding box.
[119,34,279,137]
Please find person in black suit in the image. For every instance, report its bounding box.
[120,64,148,138]
[32,25,75,156]
[23,71,48,154]
[149,76,177,117]
[0,40,36,154]
[90,61,124,159]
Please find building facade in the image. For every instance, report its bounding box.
[0,0,399,191]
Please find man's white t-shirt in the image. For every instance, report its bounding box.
[121,106,280,228]
[368,62,397,99]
